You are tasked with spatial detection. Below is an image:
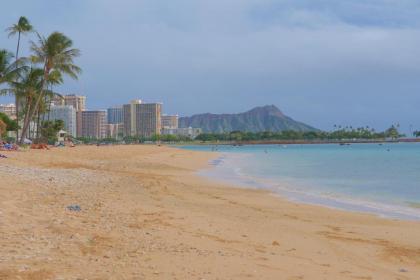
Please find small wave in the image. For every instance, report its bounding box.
[209,156,226,166]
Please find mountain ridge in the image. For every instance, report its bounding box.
[179,105,317,133]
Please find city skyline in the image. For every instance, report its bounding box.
[1,1,420,133]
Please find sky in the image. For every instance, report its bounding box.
[1,0,420,132]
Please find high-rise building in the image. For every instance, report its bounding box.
[161,115,178,129]
[0,103,16,119]
[64,94,86,112]
[123,100,142,136]
[63,94,87,135]
[135,103,162,137]
[47,105,77,137]
[78,110,107,139]
[107,106,123,124]
[123,100,162,138]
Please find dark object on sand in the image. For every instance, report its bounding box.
[67,204,81,212]
[0,154,7,158]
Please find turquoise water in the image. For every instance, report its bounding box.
[182,143,420,220]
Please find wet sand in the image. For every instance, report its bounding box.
[0,145,420,279]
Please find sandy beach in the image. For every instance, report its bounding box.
[1,145,420,280]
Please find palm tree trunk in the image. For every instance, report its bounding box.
[43,90,48,123]
[20,99,31,143]
[48,99,51,121]
[19,65,48,144]
[46,85,52,121]
[36,107,41,140]
[15,31,21,142]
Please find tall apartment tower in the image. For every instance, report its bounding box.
[48,105,77,137]
[64,94,86,112]
[107,106,124,124]
[161,115,179,129]
[123,100,141,136]
[63,94,86,137]
[77,110,107,139]
[123,100,162,138]
[136,103,162,137]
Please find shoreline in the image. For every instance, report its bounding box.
[172,138,420,146]
[197,152,420,221]
[1,145,420,279]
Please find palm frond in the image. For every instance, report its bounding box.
[6,17,34,38]
[5,25,18,38]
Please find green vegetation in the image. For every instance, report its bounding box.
[195,126,405,142]
[414,131,420,138]
[123,134,193,144]
[72,125,410,145]
[0,49,24,90]
[1,16,81,144]
[158,134,192,142]
[73,134,194,145]
[40,119,64,144]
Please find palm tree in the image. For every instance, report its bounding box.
[19,32,81,144]
[6,17,33,63]
[6,17,34,139]
[9,68,44,142]
[1,49,29,143]
[0,49,28,99]
[0,49,17,88]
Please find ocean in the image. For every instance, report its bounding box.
[182,143,420,220]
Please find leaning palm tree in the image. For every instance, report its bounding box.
[19,32,81,144]
[8,68,44,142]
[1,49,29,144]
[6,17,34,139]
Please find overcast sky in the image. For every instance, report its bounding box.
[1,0,420,132]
